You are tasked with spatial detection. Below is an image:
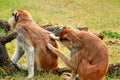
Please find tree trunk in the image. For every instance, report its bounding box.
[0,20,10,32]
[0,32,19,74]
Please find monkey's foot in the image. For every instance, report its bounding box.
[61,72,79,80]
[61,72,71,80]
[25,74,34,79]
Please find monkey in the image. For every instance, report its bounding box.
[8,10,59,78]
[47,27,109,80]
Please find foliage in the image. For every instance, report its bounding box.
[0,0,120,32]
[101,31,120,39]
[0,70,64,80]
[106,68,120,78]
[0,27,6,35]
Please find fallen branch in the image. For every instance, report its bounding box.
[0,32,19,74]
[0,20,10,32]
[0,19,104,39]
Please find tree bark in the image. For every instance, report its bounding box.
[0,32,19,74]
[0,20,10,32]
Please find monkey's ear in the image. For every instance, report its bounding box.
[14,13,20,22]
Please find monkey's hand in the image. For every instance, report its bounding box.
[49,34,59,40]
[47,43,56,52]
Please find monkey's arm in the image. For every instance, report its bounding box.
[11,42,24,63]
[47,43,74,69]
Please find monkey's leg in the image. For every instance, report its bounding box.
[79,59,99,76]
[47,43,73,69]
[25,46,34,79]
[11,42,24,63]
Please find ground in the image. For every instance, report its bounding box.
[0,0,120,80]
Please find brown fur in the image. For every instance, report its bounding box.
[10,10,59,71]
[47,28,109,80]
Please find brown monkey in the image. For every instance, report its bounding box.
[8,10,59,78]
[47,28,109,80]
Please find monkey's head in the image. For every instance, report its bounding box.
[59,28,82,50]
[8,10,32,30]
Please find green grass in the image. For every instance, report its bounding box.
[0,0,120,79]
[0,27,6,35]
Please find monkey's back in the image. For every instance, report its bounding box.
[77,31,109,80]
[16,21,59,71]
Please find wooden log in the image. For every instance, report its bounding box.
[0,32,19,74]
[0,20,10,32]
[0,19,104,39]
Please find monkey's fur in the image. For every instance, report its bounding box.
[47,28,109,80]
[8,10,58,78]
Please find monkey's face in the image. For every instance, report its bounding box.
[59,28,82,50]
[59,29,73,50]
[8,10,32,30]
[8,11,19,29]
